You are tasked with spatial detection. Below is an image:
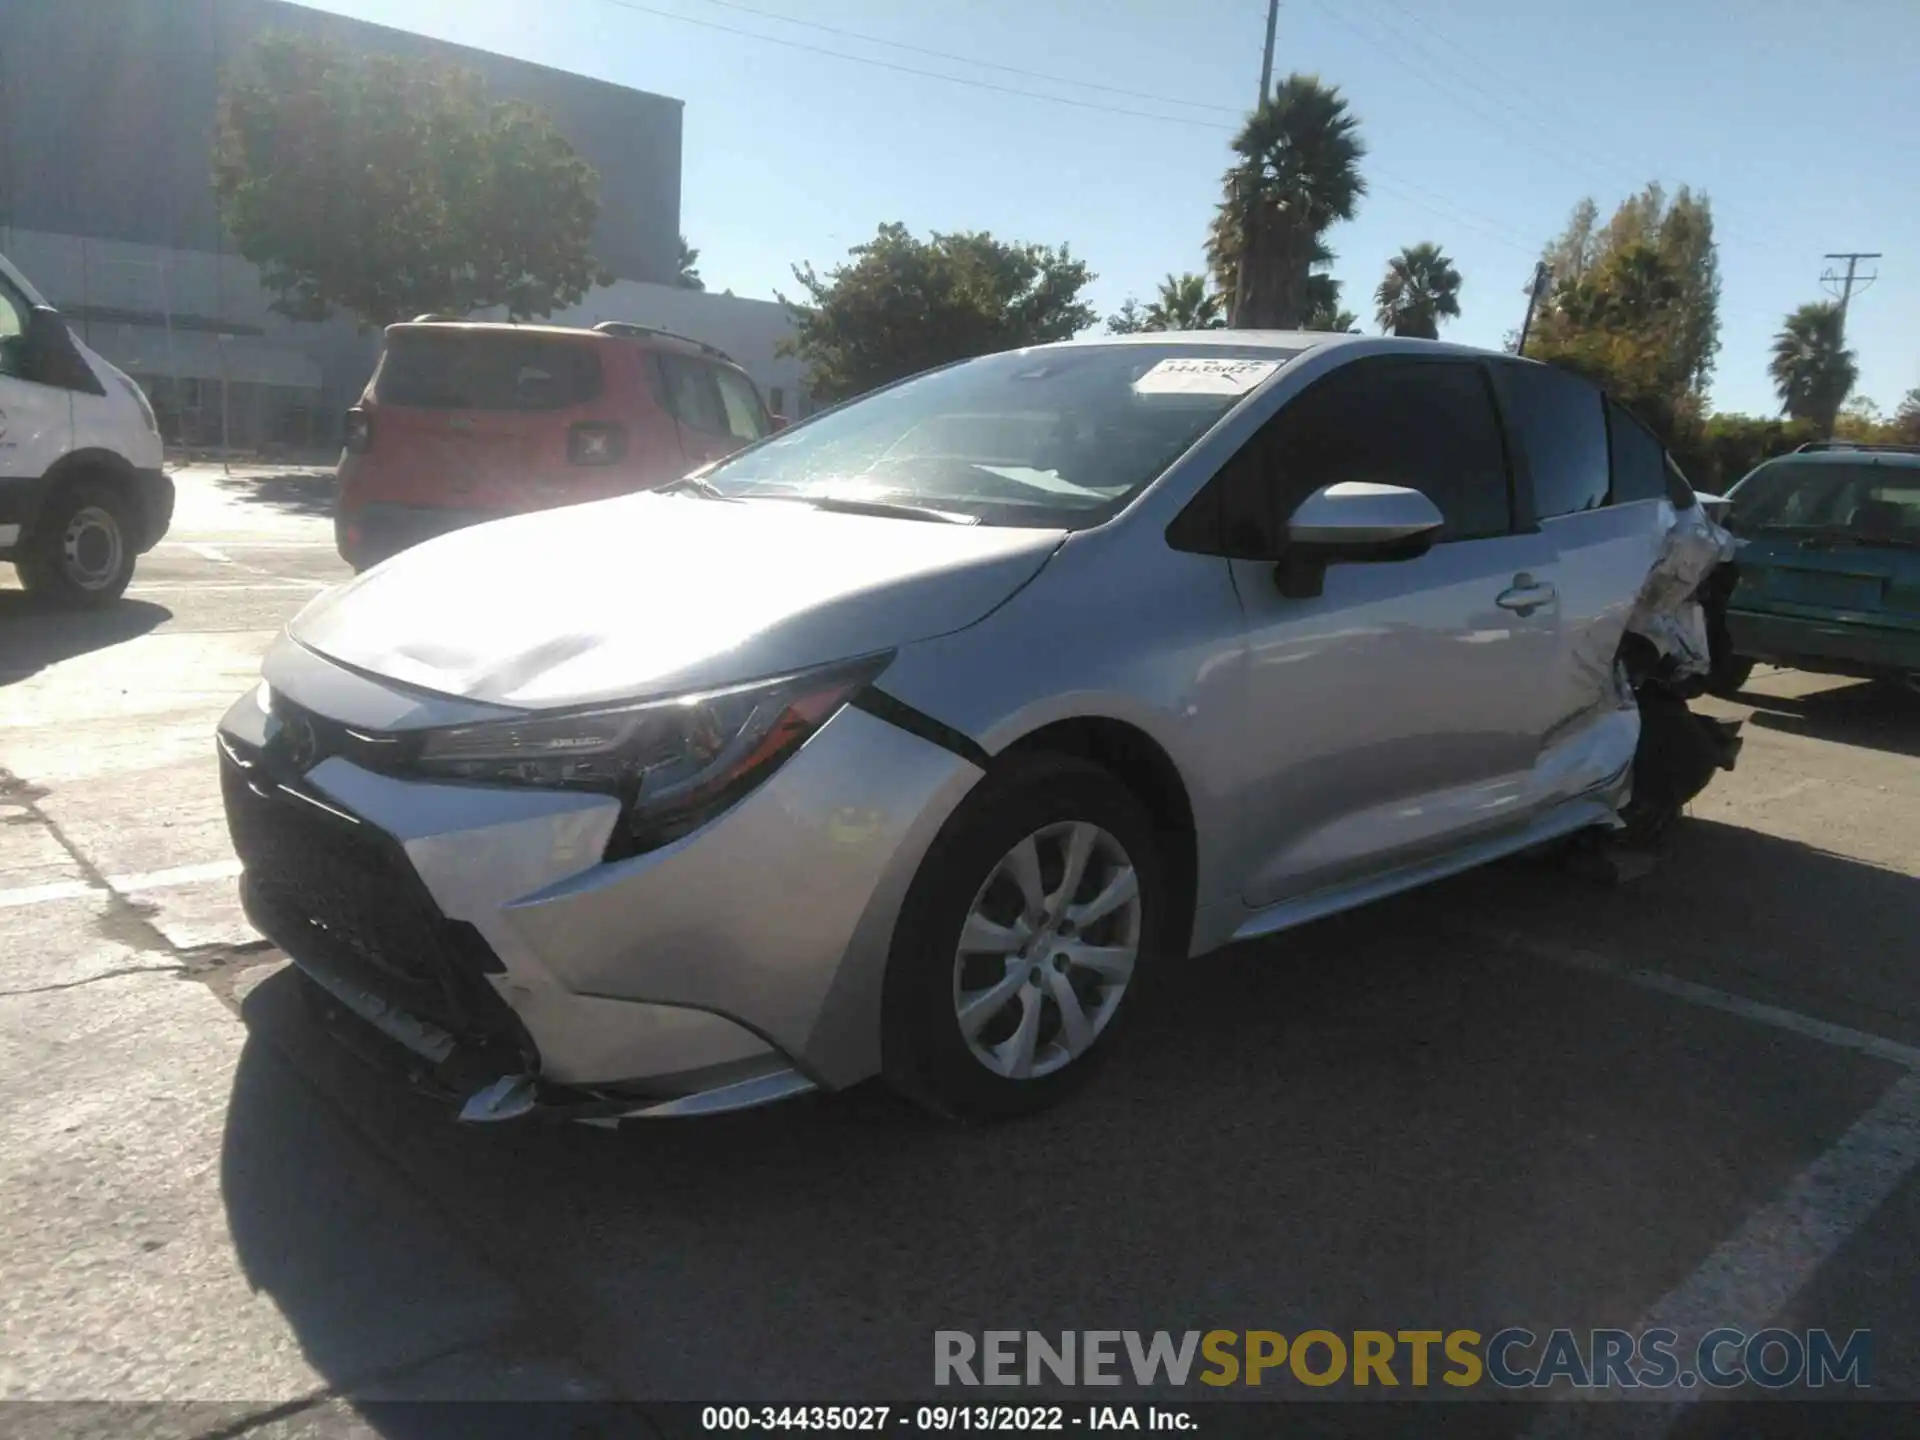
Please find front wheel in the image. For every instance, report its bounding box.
[17,479,137,606]
[881,754,1167,1121]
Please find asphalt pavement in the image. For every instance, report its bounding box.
[2,465,1917,1435]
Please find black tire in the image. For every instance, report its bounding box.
[880,752,1169,1122]
[16,478,137,606]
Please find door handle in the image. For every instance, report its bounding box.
[1496,574,1557,617]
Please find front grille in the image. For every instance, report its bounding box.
[219,741,527,1054]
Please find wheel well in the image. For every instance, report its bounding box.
[37,450,142,535]
[998,718,1199,950]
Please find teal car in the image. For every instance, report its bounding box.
[1713,441,1920,694]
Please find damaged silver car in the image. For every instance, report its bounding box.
[217,333,1739,1124]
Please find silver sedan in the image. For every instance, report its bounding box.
[218,332,1730,1123]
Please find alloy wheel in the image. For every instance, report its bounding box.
[951,820,1142,1080]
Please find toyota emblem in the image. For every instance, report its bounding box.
[280,714,318,772]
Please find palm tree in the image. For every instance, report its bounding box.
[1144,273,1224,331]
[1768,302,1857,438]
[1210,75,1367,329]
[1301,271,1357,332]
[1374,243,1463,338]
[676,235,705,291]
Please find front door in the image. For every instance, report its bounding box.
[0,277,75,550]
[1223,355,1565,908]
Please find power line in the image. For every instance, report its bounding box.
[1337,0,1799,256]
[599,0,1230,129]
[687,0,1244,115]
[603,0,1545,256]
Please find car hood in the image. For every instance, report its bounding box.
[291,492,1066,709]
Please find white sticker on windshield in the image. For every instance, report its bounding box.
[1132,357,1280,396]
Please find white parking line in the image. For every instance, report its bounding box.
[1524,1074,1920,1434]
[157,540,337,550]
[128,581,330,593]
[182,542,232,563]
[0,878,97,909]
[0,858,241,910]
[1471,928,1920,1069]
[1482,926,1920,1432]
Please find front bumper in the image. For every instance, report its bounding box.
[217,665,981,1110]
[1726,606,1920,680]
[133,466,174,552]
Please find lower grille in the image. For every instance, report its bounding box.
[219,743,528,1054]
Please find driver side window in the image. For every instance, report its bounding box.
[1178,356,1515,556]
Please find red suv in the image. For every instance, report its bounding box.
[334,319,779,570]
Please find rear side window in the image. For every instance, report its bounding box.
[373,333,602,411]
[659,353,769,443]
[1493,363,1609,518]
[1207,356,1512,549]
[1607,401,1669,504]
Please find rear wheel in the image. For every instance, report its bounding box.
[881,754,1166,1121]
[17,479,136,606]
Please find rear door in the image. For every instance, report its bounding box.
[1487,362,1675,801]
[656,352,771,471]
[364,330,605,512]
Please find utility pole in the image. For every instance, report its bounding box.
[1233,0,1282,329]
[1516,261,1551,356]
[1820,252,1881,341]
[1258,0,1279,103]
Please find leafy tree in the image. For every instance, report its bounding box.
[1769,301,1857,438]
[1834,397,1894,444]
[677,235,705,290]
[1531,240,1695,443]
[1528,185,1721,417]
[1208,75,1366,328]
[1145,273,1225,331]
[1300,268,1357,332]
[1892,388,1920,445]
[780,223,1097,403]
[214,33,607,326]
[1374,242,1462,338]
[1682,413,1818,492]
[1105,297,1151,334]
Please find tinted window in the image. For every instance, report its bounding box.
[1206,357,1512,551]
[1494,363,1609,517]
[1607,401,1669,504]
[372,333,602,411]
[1726,460,1920,538]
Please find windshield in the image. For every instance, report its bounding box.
[1725,460,1920,546]
[692,344,1303,528]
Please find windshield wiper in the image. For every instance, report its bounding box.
[658,473,736,501]
[761,494,976,525]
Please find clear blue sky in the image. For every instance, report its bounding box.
[302,0,1917,418]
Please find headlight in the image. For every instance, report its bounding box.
[411,652,892,854]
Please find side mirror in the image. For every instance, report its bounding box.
[1275,482,1445,599]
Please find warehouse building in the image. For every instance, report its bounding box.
[0,0,810,449]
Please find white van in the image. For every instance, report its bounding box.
[0,251,170,605]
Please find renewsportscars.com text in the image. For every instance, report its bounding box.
[934,1329,1871,1390]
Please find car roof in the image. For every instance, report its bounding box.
[1759,447,1920,471]
[1041,329,1534,365]
[383,319,743,367]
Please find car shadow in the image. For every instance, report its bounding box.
[1740,678,1919,759]
[0,593,170,684]
[220,813,1920,1412]
[215,467,338,518]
